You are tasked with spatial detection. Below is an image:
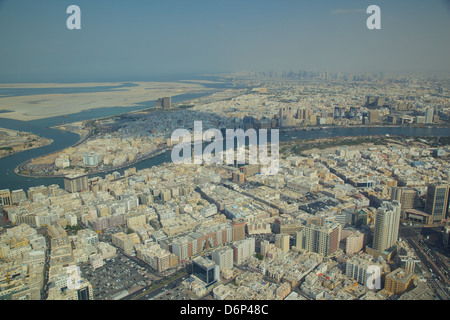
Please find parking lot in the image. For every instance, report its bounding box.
[79,251,152,300]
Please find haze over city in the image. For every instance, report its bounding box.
[0,0,450,82]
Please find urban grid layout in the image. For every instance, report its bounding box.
[0,0,449,305]
[1,72,449,301]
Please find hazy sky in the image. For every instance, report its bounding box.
[0,0,449,82]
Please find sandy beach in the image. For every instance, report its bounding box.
[0,81,214,121]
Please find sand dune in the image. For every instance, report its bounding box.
[0,81,213,121]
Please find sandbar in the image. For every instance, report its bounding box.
[0,81,214,121]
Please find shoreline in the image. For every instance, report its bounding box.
[7,78,449,180]
[0,139,54,160]
[14,122,450,180]
[0,126,54,160]
[14,147,168,179]
[10,83,239,179]
[0,81,218,122]
[13,124,95,178]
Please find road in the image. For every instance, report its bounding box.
[408,239,449,284]
[121,268,189,300]
[399,224,450,299]
[400,225,449,282]
[36,227,51,300]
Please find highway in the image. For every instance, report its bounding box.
[121,268,189,300]
[399,224,450,299]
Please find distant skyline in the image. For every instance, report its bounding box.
[0,0,449,82]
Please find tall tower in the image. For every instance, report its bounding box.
[64,174,88,193]
[334,107,343,121]
[156,96,172,109]
[232,219,246,242]
[211,246,234,270]
[232,238,255,265]
[425,184,450,224]
[373,201,401,252]
[162,96,171,109]
[296,222,341,257]
[275,234,290,252]
[391,187,417,216]
[425,107,434,124]
[192,256,219,286]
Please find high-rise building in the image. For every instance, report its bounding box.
[275,234,290,252]
[47,278,94,300]
[211,246,234,270]
[296,108,314,123]
[373,201,401,252]
[232,171,245,184]
[111,232,135,255]
[76,280,94,300]
[163,96,171,109]
[232,238,255,265]
[0,189,12,207]
[156,96,171,109]
[172,236,196,262]
[296,222,341,257]
[232,219,246,242]
[64,174,88,193]
[278,106,295,127]
[279,106,294,119]
[334,107,345,121]
[425,184,450,224]
[260,240,270,256]
[349,106,361,120]
[368,110,380,124]
[82,152,99,167]
[384,268,414,295]
[10,189,26,204]
[425,107,434,124]
[344,231,365,255]
[192,256,220,286]
[345,254,387,288]
[366,96,385,108]
[344,210,368,227]
[391,187,417,215]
